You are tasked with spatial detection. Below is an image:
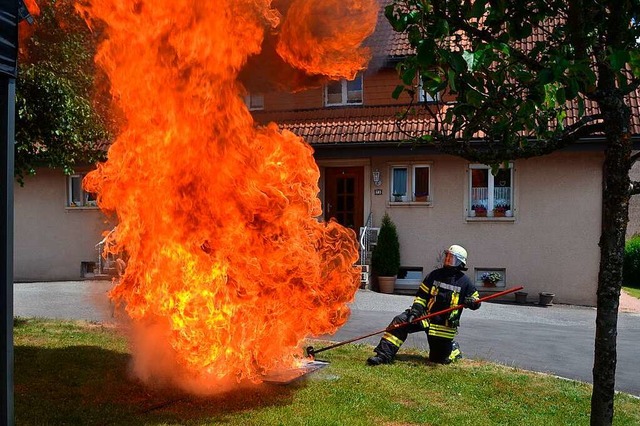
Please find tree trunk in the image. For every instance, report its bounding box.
[591,98,631,426]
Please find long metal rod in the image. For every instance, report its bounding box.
[306,286,524,357]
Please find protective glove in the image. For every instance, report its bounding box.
[406,308,421,323]
[464,297,481,310]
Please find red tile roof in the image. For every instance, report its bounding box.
[252,105,437,144]
[365,1,412,59]
[251,7,640,147]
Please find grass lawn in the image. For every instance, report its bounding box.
[14,317,640,426]
[623,286,640,299]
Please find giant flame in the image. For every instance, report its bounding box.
[79,0,378,390]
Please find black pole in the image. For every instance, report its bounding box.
[0,74,15,426]
[1,0,18,421]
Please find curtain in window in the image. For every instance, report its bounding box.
[393,168,407,195]
[414,167,429,196]
[470,169,488,208]
[493,168,511,209]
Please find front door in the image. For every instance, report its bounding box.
[324,167,364,232]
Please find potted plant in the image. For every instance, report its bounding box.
[473,204,487,217]
[481,271,502,287]
[414,191,429,202]
[371,213,401,294]
[493,204,506,217]
[392,192,405,202]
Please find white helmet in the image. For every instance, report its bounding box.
[443,245,467,268]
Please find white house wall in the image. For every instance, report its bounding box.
[13,168,114,281]
[369,151,603,306]
[628,157,640,239]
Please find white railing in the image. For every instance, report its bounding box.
[95,227,117,275]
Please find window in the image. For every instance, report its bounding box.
[418,76,440,103]
[325,74,363,106]
[244,93,264,110]
[67,173,97,208]
[474,268,506,289]
[468,164,513,218]
[390,163,431,203]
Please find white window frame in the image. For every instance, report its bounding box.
[244,93,264,111]
[324,74,363,106]
[67,173,97,208]
[468,163,514,219]
[389,163,432,204]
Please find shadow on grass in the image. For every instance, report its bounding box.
[15,345,299,425]
[394,353,440,366]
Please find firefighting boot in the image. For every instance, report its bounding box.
[367,335,401,365]
[366,355,389,366]
[445,341,462,364]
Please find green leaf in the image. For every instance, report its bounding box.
[565,79,579,100]
[610,49,630,70]
[556,87,566,105]
[470,0,486,18]
[401,66,417,85]
[392,85,405,100]
[448,52,467,73]
[416,39,436,67]
[434,18,450,37]
[629,51,640,77]
[422,69,442,84]
[462,50,477,71]
[448,69,457,92]
[539,69,554,85]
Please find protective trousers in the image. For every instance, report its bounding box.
[373,310,461,364]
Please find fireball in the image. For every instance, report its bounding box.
[80,0,378,390]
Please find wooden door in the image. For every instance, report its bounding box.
[324,167,364,232]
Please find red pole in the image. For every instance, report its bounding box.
[306,286,524,357]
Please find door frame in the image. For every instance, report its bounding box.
[318,159,371,233]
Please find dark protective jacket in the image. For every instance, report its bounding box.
[410,266,480,338]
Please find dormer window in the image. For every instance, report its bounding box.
[418,76,440,103]
[244,93,264,110]
[325,74,363,106]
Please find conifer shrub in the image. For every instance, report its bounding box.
[371,213,400,277]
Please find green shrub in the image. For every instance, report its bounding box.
[623,235,640,289]
[371,213,400,276]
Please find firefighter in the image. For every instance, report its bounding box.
[367,244,481,365]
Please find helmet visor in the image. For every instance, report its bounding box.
[443,250,464,267]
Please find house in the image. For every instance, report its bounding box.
[247,6,640,307]
[13,167,116,281]
[12,4,640,307]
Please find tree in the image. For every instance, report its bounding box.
[15,0,111,183]
[384,1,640,424]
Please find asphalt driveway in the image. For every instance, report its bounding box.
[12,281,640,396]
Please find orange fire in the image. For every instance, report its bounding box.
[80,0,377,390]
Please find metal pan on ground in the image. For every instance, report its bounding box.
[261,360,330,384]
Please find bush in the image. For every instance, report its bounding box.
[371,213,400,277]
[623,235,640,288]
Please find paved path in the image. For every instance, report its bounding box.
[13,282,640,397]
